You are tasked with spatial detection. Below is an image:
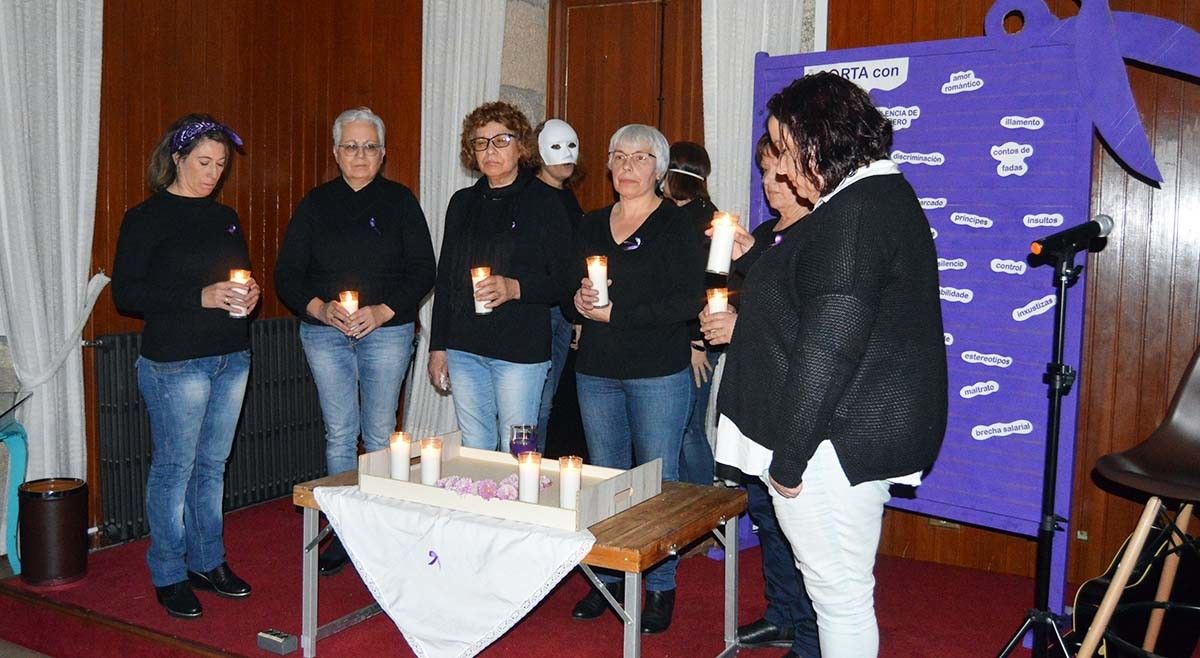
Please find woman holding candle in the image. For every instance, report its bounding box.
[568,124,705,634]
[112,114,258,618]
[660,141,720,487]
[702,134,820,657]
[428,102,572,453]
[275,107,437,576]
[714,73,947,658]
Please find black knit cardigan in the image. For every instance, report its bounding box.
[717,173,948,487]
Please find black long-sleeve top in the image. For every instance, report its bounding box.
[568,201,706,379]
[678,197,722,343]
[718,174,947,487]
[111,192,251,361]
[429,171,572,363]
[275,175,436,326]
[728,216,799,301]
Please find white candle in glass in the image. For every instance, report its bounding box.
[706,213,738,275]
[229,269,251,318]
[389,431,411,481]
[420,437,442,485]
[470,267,492,315]
[338,290,359,315]
[518,451,541,503]
[707,288,729,314]
[558,456,582,510]
[586,256,609,307]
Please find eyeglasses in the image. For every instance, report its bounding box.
[610,151,656,169]
[470,133,516,152]
[337,142,384,158]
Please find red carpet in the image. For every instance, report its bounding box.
[0,496,1040,657]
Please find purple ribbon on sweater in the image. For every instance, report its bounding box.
[171,120,244,153]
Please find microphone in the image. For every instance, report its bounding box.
[1030,214,1114,256]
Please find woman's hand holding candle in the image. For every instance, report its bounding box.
[308,297,353,334]
[699,304,737,346]
[574,277,612,323]
[202,276,261,316]
[705,220,756,262]
[347,303,394,340]
[474,274,521,309]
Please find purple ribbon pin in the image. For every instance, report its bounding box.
[427,550,440,567]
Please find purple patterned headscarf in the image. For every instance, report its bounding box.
[171,120,244,154]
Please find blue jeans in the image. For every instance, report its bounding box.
[679,350,719,485]
[576,367,690,591]
[138,350,250,587]
[301,323,414,476]
[446,349,549,451]
[536,306,574,452]
[748,478,821,657]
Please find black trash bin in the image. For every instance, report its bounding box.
[18,478,88,586]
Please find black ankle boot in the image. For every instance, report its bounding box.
[641,588,676,634]
[572,582,624,619]
[318,534,350,576]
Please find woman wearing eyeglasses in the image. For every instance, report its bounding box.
[567,124,705,634]
[276,106,436,576]
[428,101,572,453]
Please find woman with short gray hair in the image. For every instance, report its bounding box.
[276,106,436,576]
[566,124,705,634]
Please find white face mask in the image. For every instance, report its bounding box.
[538,119,579,166]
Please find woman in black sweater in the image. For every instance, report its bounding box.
[710,74,947,658]
[568,124,705,634]
[112,114,257,619]
[275,107,436,575]
[428,102,571,453]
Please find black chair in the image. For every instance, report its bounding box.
[1077,347,1200,657]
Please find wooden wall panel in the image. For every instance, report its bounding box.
[85,0,422,526]
[548,0,704,212]
[829,0,1200,584]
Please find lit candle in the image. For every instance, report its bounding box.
[228,269,251,318]
[706,288,729,314]
[558,456,582,510]
[389,431,411,481]
[586,256,609,308]
[470,267,492,315]
[420,437,442,485]
[518,451,541,503]
[338,290,359,315]
[706,213,738,275]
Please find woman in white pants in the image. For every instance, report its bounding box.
[703,72,948,658]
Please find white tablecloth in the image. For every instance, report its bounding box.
[314,485,595,658]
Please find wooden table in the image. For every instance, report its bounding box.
[276,471,747,658]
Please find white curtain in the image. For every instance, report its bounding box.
[407,0,507,435]
[0,1,106,480]
[701,0,822,216]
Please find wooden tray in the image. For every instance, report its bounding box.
[357,431,662,531]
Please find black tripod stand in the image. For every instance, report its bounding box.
[996,246,1082,658]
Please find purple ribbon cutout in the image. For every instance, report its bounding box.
[172,120,244,153]
[427,550,440,568]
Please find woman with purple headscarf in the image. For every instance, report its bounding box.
[113,113,258,619]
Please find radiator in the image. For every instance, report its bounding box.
[95,318,326,543]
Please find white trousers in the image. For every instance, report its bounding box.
[766,440,891,658]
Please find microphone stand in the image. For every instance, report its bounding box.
[996,245,1080,658]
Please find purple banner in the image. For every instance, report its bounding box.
[749,0,1200,613]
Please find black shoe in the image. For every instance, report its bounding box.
[737,618,796,648]
[187,562,251,598]
[640,589,675,634]
[572,582,623,619]
[318,535,350,576]
[155,581,202,618]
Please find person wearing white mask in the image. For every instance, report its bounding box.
[531,119,585,453]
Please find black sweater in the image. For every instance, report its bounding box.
[718,174,947,487]
[112,192,251,361]
[430,171,572,363]
[275,176,436,326]
[568,201,706,379]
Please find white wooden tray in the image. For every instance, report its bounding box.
[357,431,662,531]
